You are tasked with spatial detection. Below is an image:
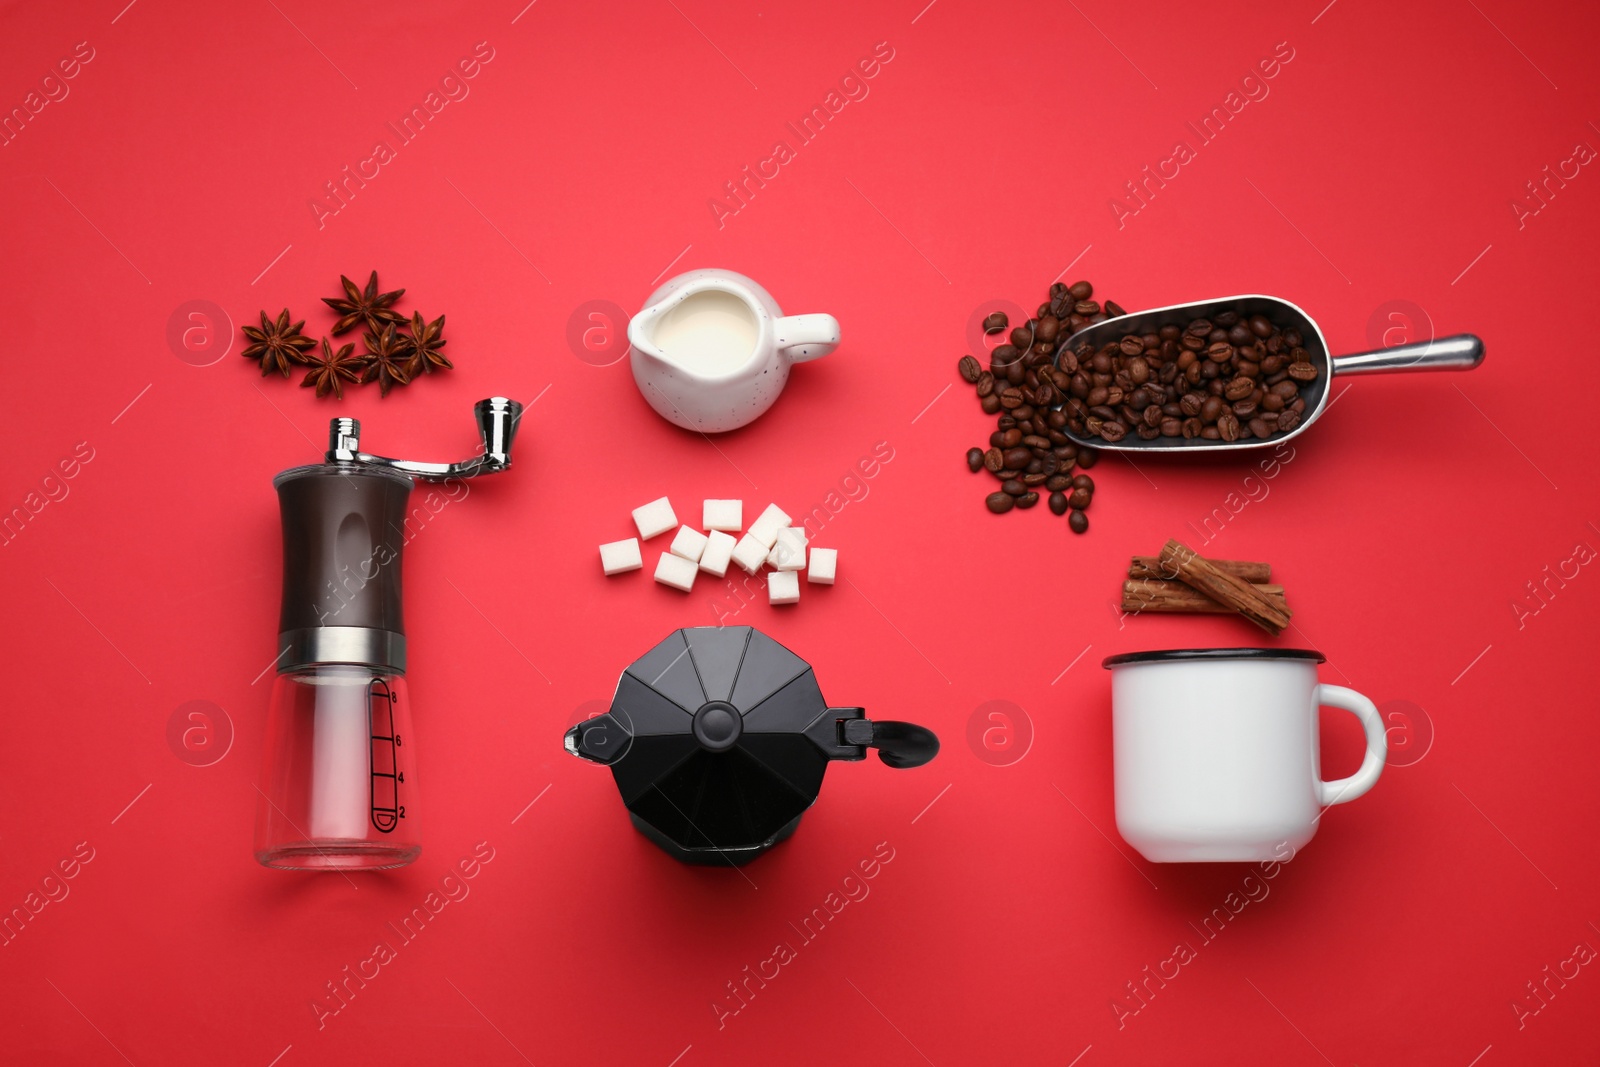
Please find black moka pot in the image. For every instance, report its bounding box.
[564,626,939,865]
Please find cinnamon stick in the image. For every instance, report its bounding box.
[1128,555,1270,583]
[1122,579,1287,615]
[1157,538,1292,635]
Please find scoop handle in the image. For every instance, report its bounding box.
[1331,333,1483,376]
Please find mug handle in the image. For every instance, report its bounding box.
[775,314,840,362]
[1315,684,1387,806]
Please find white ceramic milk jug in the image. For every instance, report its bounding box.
[627,269,840,433]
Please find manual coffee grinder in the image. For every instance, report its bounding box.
[254,398,521,870]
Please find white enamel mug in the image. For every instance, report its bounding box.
[1104,648,1386,863]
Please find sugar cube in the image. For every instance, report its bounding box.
[669,525,709,563]
[654,551,698,592]
[768,570,800,605]
[747,503,790,549]
[731,533,769,575]
[599,538,643,576]
[766,528,808,571]
[632,496,677,540]
[807,548,837,584]
[699,530,736,577]
[703,499,743,532]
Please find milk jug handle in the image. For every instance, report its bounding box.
[774,314,840,363]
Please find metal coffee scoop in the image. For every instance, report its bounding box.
[1054,295,1483,453]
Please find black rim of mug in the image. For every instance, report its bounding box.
[1101,647,1326,668]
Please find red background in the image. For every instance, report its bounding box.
[2,0,1597,1064]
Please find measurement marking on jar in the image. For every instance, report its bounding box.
[369,679,403,833]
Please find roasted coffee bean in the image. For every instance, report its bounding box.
[1021,472,1048,486]
[980,393,1002,414]
[1186,318,1212,336]
[988,430,1005,448]
[1014,403,1035,420]
[986,491,1014,514]
[1104,300,1127,318]
[958,355,981,383]
[1249,314,1274,338]
[1015,491,1040,509]
[1070,473,1093,491]
[1216,412,1241,442]
[1232,399,1258,419]
[1006,361,1026,385]
[999,428,1022,448]
[1038,452,1060,476]
[1009,326,1033,349]
[1182,417,1202,437]
[1068,280,1093,300]
[1119,336,1144,356]
[1278,410,1301,432]
[1068,509,1089,534]
[1065,485,1089,509]
[1033,382,1056,406]
[1077,447,1099,468]
[976,372,995,398]
[1160,416,1182,436]
[1036,316,1060,343]
[1224,376,1255,401]
[1206,341,1234,364]
[1099,420,1127,442]
[1003,447,1031,469]
[1074,300,1099,315]
[1002,479,1027,496]
[1026,458,1043,475]
[1287,361,1318,381]
[1000,388,1024,409]
[1180,392,1204,416]
[1047,491,1068,515]
[1022,435,1052,450]
[983,448,1004,472]
[1046,475,1071,494]
[990,344,1018,368]
[983,311,1008,333]
[1200,395,1225,422]
[966,448,984,472]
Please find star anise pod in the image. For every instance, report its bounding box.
[301,337,367,399]
[241,309,317,377]
[322,271,406,335]
[403,311,452,376]
[361,323,414,397]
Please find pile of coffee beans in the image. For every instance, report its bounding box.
[958,279,1116,534]
[1061,310,1317,444]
